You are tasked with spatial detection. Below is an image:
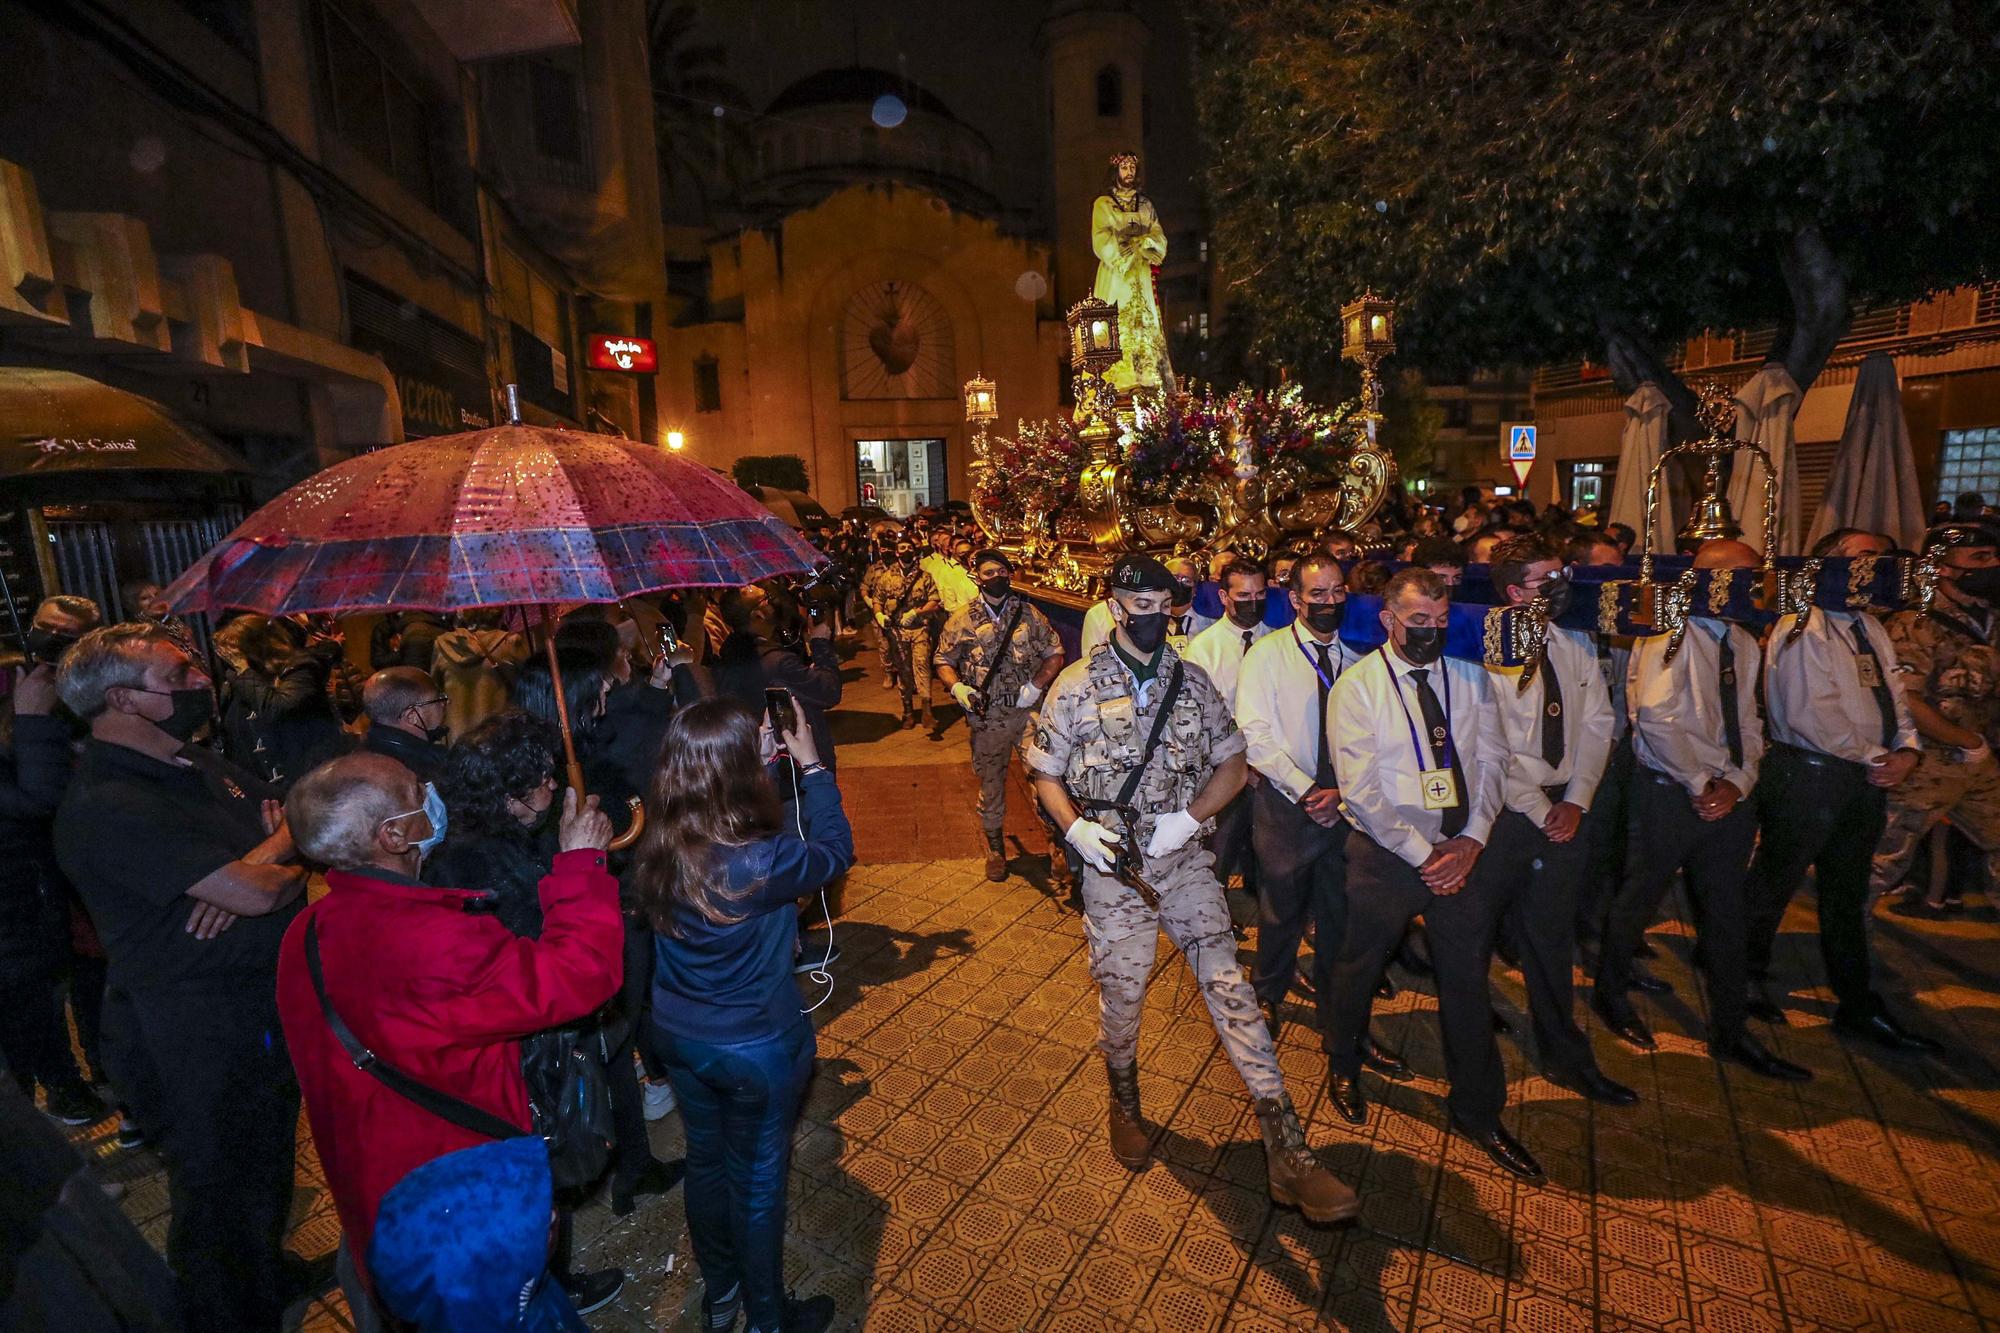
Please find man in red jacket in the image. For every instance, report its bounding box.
[275,751,624,1327]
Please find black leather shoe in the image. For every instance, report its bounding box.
[1327,1072,1367,1125]
[1375,973,1397,1000]
[1491,1010,1514,1036]
[1360,1035,1409,1079]
[1712,1035,1813,1082]
[1835,1013,1944,1055]
[1261,999,1284,1043]
[1554,1067,1640,1107]
[1744,992,1788,1025]
[1629,969,1673,996]
[1591,991,1656,1050]
[1451,1119,1545,1183]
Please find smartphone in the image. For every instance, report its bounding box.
[765,687,799,739]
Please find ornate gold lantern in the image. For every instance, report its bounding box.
[1339,291,1397,435]
[963,374,997,425]
[1067,298,1121,461]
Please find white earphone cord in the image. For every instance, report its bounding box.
[790,758,836,1014]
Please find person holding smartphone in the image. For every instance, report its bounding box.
[634,698,852,1333]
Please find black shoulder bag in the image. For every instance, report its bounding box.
[304,918,614,1192]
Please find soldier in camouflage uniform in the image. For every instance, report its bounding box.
[870,537,943,732]
[1023,556,1356,1224]
[935,550,1065,881]
[859,542,898,689]
[1874,520,2000,909]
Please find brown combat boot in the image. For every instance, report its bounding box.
[1254,1095,1359,1224]
[1105,1059,1152,1169]
[984,830,1008,882]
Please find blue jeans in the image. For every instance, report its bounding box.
[657,1020,816,1333]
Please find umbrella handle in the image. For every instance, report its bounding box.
[546,605,647,851]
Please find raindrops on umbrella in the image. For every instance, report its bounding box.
[871,94,907,129]
[129,136,166,174]
[1014,271,1048,301]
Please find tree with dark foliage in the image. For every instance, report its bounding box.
[1191,0,2000,436]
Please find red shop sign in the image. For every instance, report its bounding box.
[585,334,657,374]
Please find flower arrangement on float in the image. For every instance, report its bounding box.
[1119,385,1369,503]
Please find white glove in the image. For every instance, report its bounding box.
[950,682,980,710]
[1064,817,1122,873]
[1960,741,1992,766]
[1145,809,1201,859]
[1015,682,1044,710]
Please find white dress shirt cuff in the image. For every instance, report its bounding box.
[1393,829,1433,868]
[1561,780,1596,812]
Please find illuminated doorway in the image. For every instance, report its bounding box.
[855,438,947,517]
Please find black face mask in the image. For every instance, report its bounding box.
[1227,595,1265,628]
[1954,566,2000,604]
[1304,602,1345,635]
[1534,574,1574,617]
[25,629,75,666]
[895,551,915,566]
[1398,625,1445,665]
[1122,610,1170,654]
[151,687,216,741]
[980,577,1012,602]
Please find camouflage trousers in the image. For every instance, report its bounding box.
[892,628,935,711]
[1080,845,1286,1101]
[968,706,1031,833]
[875,618,897,679]
[1871,751,2000,899]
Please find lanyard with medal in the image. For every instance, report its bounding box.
[1382,647,1460,811]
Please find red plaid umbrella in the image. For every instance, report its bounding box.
[161,415,825,846]
[161,423,822,616]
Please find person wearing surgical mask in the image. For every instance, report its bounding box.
[360,667,451,783]
[278,748,624,1329]
[1325,568,1537,1182]
[51,623,309,1333]
[1466,536,1633,1108]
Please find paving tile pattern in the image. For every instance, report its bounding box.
[61,642,2000,1330]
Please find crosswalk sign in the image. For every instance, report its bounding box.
[1507,424,1537,461]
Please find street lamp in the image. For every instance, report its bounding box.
[664,429,686,451]
[1339,290,1397,440]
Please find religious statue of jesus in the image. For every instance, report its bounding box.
[1091,151,1174,398]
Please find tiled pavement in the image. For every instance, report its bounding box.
[66,636,2000,1330]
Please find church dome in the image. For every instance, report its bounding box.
[746,65,997,216]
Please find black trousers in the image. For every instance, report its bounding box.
[1469,808,1599,1080]
[1596,770,1753,1045]
[126,978,299,1333]
[1328,833,1506,1133]
[1249,780,1346,1044]
[1746,745,1887,1023]
[1210,786,1258,893]
[0,965,84,1095]
[1580,735,1634,934]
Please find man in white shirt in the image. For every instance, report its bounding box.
[921,529,979,615]
[1469,537,1634,1107]
[1744,528,1938,1053]
[1234,555,1403,1080]
[1079,597,1116,661]
[1185,559,1275,898]
[1166,557,1216,645]
[1563,533,1634,947]
[1593,539,1811,1082]
[1326,569,1541,1182]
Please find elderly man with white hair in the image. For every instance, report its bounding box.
[53,622,307,1333]
[275,749,625,1326]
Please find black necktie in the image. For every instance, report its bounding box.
[1311,642,1336,787]
[1409,667,1468,836]
[1850,618,1898,748]
[1540,659,1566,768]
[1717,630,1744,768]
[1242,629,1256,653]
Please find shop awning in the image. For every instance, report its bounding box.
[0,369,249,481]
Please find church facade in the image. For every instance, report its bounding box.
[654,4,1162,516]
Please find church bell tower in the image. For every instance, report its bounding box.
[1038,1,1151,313]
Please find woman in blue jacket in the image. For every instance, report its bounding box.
[635,697,851,1333]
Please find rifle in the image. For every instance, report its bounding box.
[1068,660,1185,910]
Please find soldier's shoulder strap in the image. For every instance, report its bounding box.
[1114,660,1185,808]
